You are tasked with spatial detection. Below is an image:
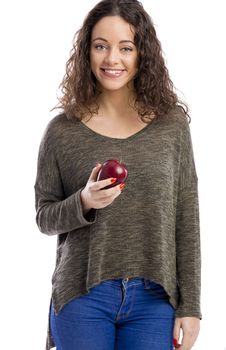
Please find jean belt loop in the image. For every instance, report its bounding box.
[144,278,151,289]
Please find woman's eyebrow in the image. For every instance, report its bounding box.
[92,37,135,45]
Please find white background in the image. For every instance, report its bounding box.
[0,0,225,349]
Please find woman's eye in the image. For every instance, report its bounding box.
[94,44,106,50]
[121,47,133,52]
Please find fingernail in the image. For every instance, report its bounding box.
[120,183,125,190]
[111,178,117,183]
[95,162,101,167]
[173,339,180,348]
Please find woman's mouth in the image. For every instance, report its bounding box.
[100,68,125,78]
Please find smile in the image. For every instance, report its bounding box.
[100,69,125,78]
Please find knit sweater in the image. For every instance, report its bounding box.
[34,107,201,349]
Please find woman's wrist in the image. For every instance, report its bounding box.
[80,189,91,215]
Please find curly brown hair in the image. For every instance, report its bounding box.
[51,0,190,123]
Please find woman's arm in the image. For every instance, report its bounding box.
[34,121,97,236]
[174,116,201,349]
[175,181,201,318]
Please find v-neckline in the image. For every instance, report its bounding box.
[79,117,158,141]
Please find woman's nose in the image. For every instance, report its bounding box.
[104,48,119,65]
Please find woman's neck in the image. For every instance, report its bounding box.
[97,88,137,120]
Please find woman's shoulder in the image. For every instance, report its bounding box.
[39,113,77,149]
[47,112,74,129]
[43,112,79,137]
[157,105,190,133]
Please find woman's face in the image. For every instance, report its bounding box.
[90,16,138,93]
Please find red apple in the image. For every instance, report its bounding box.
[97,159,128,189]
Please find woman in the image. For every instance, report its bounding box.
[34,0,201,349]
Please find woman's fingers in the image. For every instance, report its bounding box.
[92,177,117,191]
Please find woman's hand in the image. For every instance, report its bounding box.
[173,317,200,350]
[80,163,123,213]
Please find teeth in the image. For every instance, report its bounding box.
[104,69,123,75]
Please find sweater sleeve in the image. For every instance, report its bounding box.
[34,121,97,236]
[175,117,202,319]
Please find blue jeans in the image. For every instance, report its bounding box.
[50,277,176,350]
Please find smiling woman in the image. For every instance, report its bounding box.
[34,1,201,350]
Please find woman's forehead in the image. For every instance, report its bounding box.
[91,16,135,41]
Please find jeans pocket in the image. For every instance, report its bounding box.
[146,280,168,298]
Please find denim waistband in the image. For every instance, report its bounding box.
[101,277,152,289]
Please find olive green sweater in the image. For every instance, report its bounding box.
[34,107,201,349]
